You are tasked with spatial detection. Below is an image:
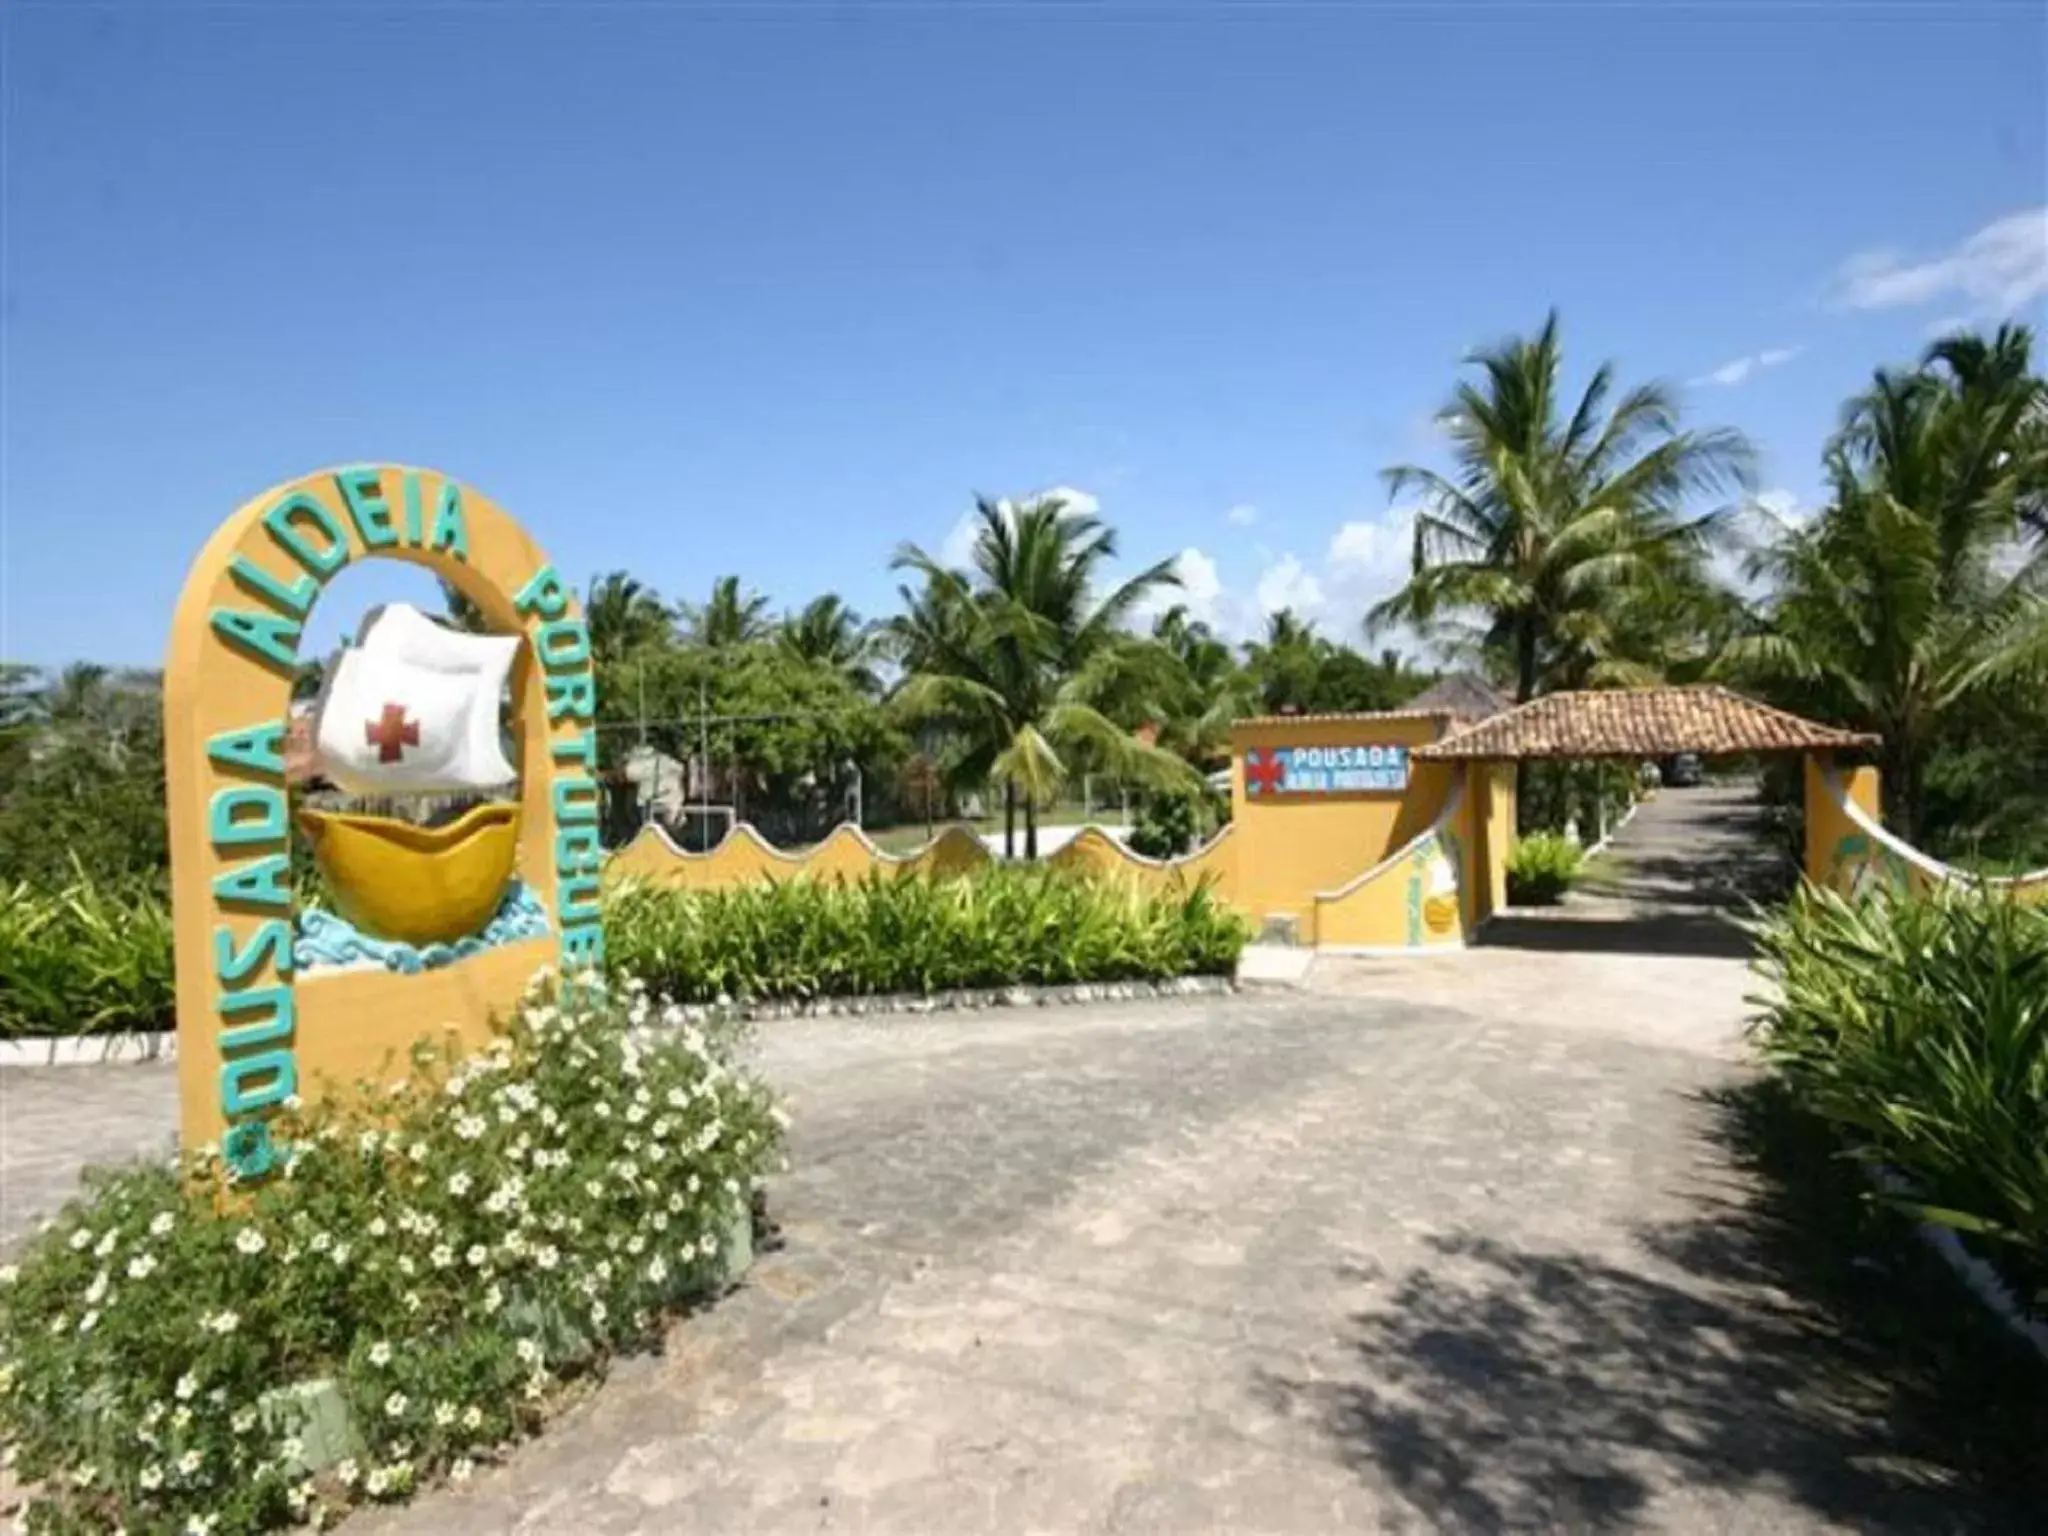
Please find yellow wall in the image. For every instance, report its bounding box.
[1806,756,2048,904]
[1229,715,1451,943]
[606,821,991,890]
[1046,823,1237,898]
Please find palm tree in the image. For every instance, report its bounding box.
[1729,328,2048,840]
[1241,609,1324,714]
[680,575,772,649]
[584,571,673,666]
[890,494,1198,858]
[1151,605,1257,765]
[782,594,881,694]
[1372,311,1755,700]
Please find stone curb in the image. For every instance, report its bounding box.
[652,974,1237,1026]
[1872,1169,2048,1360]
[0,975,1240,1068]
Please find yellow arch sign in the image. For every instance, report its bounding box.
[164,465,599,1177]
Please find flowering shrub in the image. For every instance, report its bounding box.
[0,973,782,1534]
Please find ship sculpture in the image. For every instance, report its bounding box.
[299,604,525,946]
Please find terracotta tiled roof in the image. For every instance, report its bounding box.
[1414,686,1879,761]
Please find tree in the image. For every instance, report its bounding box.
[679,576,772,649]
[438,580,491,635]
[890,494,1199,858]
[584,571,673,667]
[782,594,881,695]
[1729,326,2048,842]
[1373,311,1755,701]
[1151,605,1258,766]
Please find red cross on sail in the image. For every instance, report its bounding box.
[311,604,520,795]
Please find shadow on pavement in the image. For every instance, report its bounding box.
[1475,910,1755,960]
[1257,1084,2048,1531]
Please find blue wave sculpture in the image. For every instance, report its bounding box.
[295,879,551,975]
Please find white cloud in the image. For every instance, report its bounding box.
[938,485,1100,568]
[1754,488,1802,522]
[1254,554,1324,618]
[1829,206,2048,317]
[1226,502,1259,527]
[1692,344,1804,388]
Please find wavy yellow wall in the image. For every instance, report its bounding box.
[1312,775,1471,951]
[1045,824,1237,899]
[1807,758,2048,905]
[605,822,991,890]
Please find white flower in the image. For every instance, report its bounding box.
[331,1242,352,1266]
[281,1435,305,1463]
[202,1309,240,1335]
[47,1314,68,1335]
[590,1300,608,1326]
[444,1075,468,1100]
[176,1448,203,1476]
[667,1192,685,1214]
[484,1283,504,1315]
[403,1290,422,1313]
[139,1464,164,1490]
[171,1405,192,1430]
[397,1255,417,1277]
[651,1211,669,1232]
[433,1401,457,1427]
[522,1374,548,1402]
[451,1456,475,1483]
[368,1340,393,1367]
[234,1228,266,1256]
[408,1141,430,1164]
[0,1264,15,1285]
[699,1233,719,1258]
[94,1230,117,1259]
[174,1373,199,1402]
[127,1253,158,1281]
[447,1171,473,1198]
[365,1466,389,1497]
[462,1404,484,1431]
[625,1103,647,1126]
[627,1234,646,1256]
[515,1338,543,1367]
[583,1179,603,1200]
[335,1458,360,1487]
[368,1216,389,1238]
[148,1213,175,1238]
[384,1391,409,1419]
[467,1244,489,1269]
[456,1114,487,1141]
[71,1464,96,1487]
[78,1308,100,1333]
[535,1245,559,1271]
[357,1131,381,1156]
[85,1271,109,1304]
[310,1231,332,1253]
[286,1478,315,1512]
[184,1513,217,1536]
[646,1257,669,1285]
[231,1407,257,1434]
[431,1245,455,1270]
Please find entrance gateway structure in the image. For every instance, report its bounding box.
[1215,685,1889,952]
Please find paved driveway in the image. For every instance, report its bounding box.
[4,784,2040,1530]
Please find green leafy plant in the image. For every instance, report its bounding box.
[605,866,1248,1003]
[1505,831,1585,906]
[1747,885,2048,1313]
[0,973,782,1533]
[0,868,175,1038]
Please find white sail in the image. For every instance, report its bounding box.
[311,604,520,794]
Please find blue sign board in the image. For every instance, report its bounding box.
[1245,744,1409,796]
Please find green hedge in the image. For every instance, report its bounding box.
[0,977,782,1533]
[606,867,1248,1002]
[1748,886,2048,1313]
[1,868,1249,1038]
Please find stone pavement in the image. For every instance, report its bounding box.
[2,782,2037,1530]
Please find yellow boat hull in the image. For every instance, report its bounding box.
[298,802,522,947]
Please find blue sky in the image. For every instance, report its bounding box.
[4,1,2044,668]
